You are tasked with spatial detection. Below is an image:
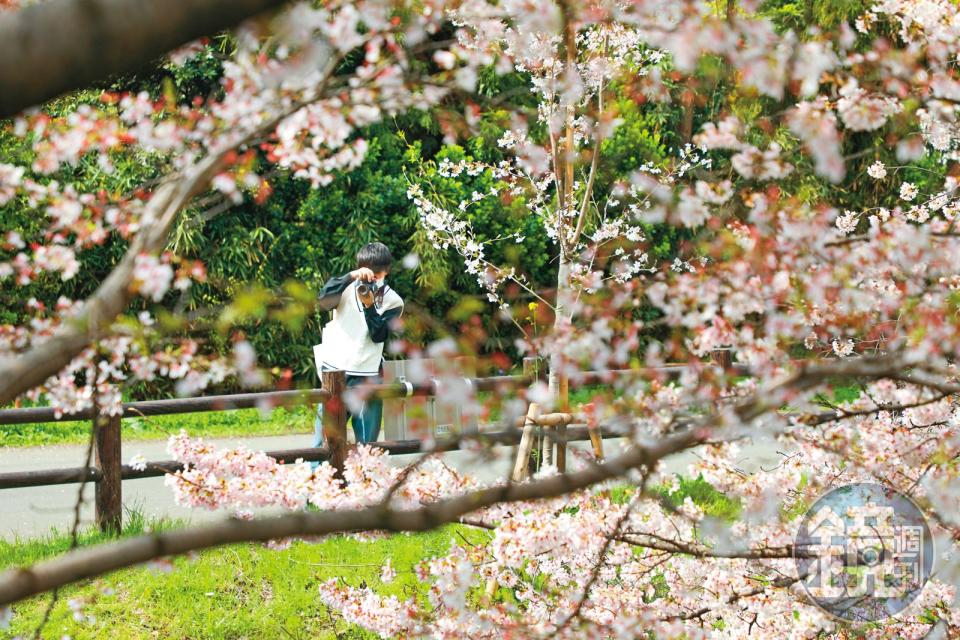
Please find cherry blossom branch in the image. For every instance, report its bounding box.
[554,489,641,635]
[617,531,805,560]
[0,425,710,606]
[666,573,806,623]
[460,516,810,561]
[0,0,292,116]
[889,368,960,395]
[567,124,604,256]
[568,55,606,255]
[799,391,952,426]
[0,67,339,406]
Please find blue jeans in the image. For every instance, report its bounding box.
[313,374,383,465]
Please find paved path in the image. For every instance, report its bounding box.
[0,432,788,541]
[1,434,316,541]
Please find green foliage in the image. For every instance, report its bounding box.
[810,383,861,410]
[760,0,869,33]
[160,45,228,103]
[598,97,669,187]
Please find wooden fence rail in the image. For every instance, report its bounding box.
[0,425,622,491]
[0,389,334,425]
[0,352,735,532]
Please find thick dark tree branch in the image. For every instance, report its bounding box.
[0,0,291,117]
[0,426,709,606]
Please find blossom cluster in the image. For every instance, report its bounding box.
[166,434,475,513]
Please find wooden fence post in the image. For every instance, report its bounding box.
[94,411,122,533]
[321,369,348,480]
[710,348,733,370]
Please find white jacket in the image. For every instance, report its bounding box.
[314,279,403,376]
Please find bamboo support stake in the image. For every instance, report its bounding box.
[556,421,567,473]
[584,403,604,461]
[511,412,579,428]
[587,427,604,461]
[531,356,554,468]
[542,424,554,469]
[511,403,541,482]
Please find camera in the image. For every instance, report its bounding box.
[357,281,380,297]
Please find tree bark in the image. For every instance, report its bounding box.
[548,257,572,411]
[0,0,290,117]
[94,411,123,533]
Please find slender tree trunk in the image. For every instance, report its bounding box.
[551,256,603,460]
[542,255,573,468]
[548,256,572,412]
[548,0,578,462]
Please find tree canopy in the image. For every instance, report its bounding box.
[3,0,960,638]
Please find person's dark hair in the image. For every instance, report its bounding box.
[356,242,393,272]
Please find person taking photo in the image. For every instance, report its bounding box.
[312,242,403,454]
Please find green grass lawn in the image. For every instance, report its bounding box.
[1,512,484,639]
[0,405,316,448]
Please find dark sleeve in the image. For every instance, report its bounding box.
[363,306,403,344]
[318,273,353,312]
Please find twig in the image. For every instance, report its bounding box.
[553,490,643,635]
[32,385,101,639]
